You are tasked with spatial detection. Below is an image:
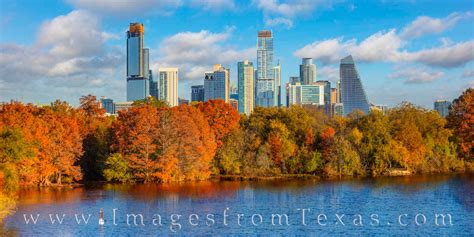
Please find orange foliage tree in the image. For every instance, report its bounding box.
[196,99,240,147]
[447,88,474,161]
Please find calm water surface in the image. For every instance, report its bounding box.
[2,174,474,236]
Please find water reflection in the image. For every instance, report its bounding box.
[2,174,473,235]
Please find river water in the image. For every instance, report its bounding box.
[2,174,473,236]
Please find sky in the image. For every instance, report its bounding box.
[0,0,473,108]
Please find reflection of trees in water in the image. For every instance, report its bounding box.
[103,181,242,201]
[0,190,17,236]
[17,186,87,205]
[446,174,474,212]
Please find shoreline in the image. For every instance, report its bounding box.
[14,170,473,188]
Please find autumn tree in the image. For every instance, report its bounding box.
[111,105,160,183]
[447,88,473,161]
[196,99,240,147]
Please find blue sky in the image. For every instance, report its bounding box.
[0,0,473,108]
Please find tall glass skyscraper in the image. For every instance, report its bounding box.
[126,22,150,101]
[340,55,370,115]
[238,60,255,115]
[315,80,331,115]
[256,30,275,107]
[204,64,230,102]
[273,63,281,107]
[300,58,317,85]
[434,100,451,118]
[158,68,179,107]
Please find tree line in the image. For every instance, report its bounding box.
[0,88,472,190]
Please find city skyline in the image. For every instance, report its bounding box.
[0,0,473,108]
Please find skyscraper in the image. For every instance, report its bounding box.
[149,70,158,99]
[158,68,179,107]
[273,63,281,107]
[238,60,255,115]
[100,97,115,114]
[286,76,300,107]
[300,58,317,85]
[126,23,150,101]
[191,85,205,102]
[434,100,451,118]
[340,55,370,115]
[315,80,331,115]
[256,30,275,107]
[204,64,230,102]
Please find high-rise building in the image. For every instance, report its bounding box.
[238,60,255,115]
[340,55,370,115]
[434,100,451,118]
[287,82,324,106]
[330,88,338,104]
[273,63,281,107]
[256,30,275,107]
[204,64,230,102]
[158,68,179,107]
[126,23,150,101]
[315,80,331,115]
[100,97,115,114]
[149,70,158,99]
[300,58,317,85]
[286,77,300,107]
[191,85,205,102]
[332,103,344,117]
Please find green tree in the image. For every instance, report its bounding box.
[103,153,132,183]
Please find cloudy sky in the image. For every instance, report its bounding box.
[0,0,473,108]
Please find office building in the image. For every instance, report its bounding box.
[238,60,255,115]
[286,77,300,107]
[287,82,324,106]
[340,55,370,115]
[149,70,158,99]
[300,58,317,85]
[332,103,344,117]
[126,22,150,101]
[273,63,281,107]
[434,100,451,118]
[114,101,134,113]
[229,99,238,110]
[191,85,205,102]
[178,98,189,105]
[315,80,331,115]
[100,97,115,114]
[330,88,338,104]
[158,68,179,107]
[256,30,275,107]
[204,64,230,102]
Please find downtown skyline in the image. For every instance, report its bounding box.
[0,0,473,108]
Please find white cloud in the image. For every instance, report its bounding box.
[0,10,124,103]
[152,28,254,82]
[294,30,474,68]
[400,12,472,39]
[388,67,444,84]
[317,65,339,83]
[254,0,335,27]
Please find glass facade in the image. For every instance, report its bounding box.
[127,78,149,102]
[256,30,275,107]
[434,100,451,118]
[300,58,316,85]
[204,65,230,102]
[238,60,254,115]
[288,83,323,106]
[100,97,115,114]
[126,23,150,101]
[191,85,205,102]
[340,55,370,115]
